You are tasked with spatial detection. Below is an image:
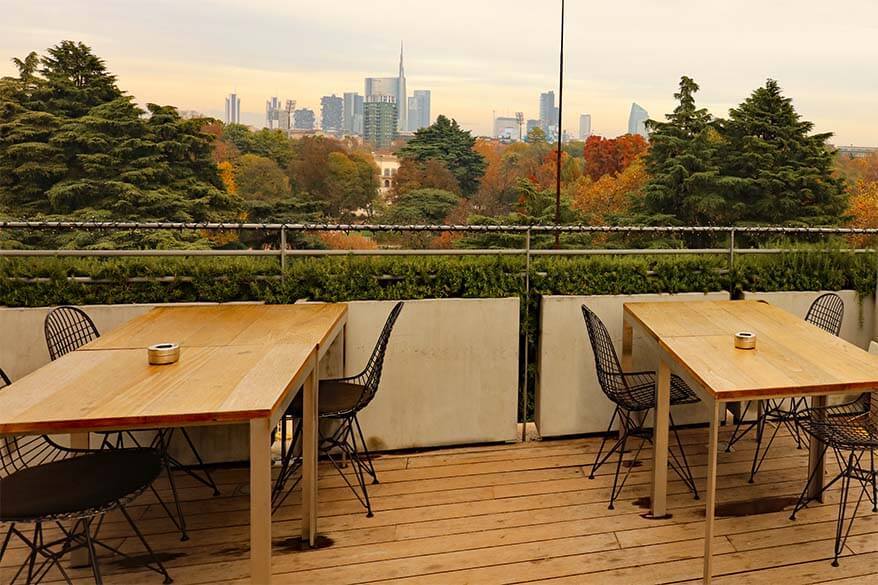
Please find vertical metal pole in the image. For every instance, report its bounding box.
[728,228,735,273]
[520,229,532,442]
[280,226,287,283]
[554,0,566,249]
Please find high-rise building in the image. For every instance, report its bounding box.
[293,108,316,130]
[408,89,431,131]
[224,93,240,124]
[281,100,295,132]
[539,91,559,135]
[579,113,592,140]
[628,103,649,138]
[363,95,397,149]
[526,119,541,136]
[364,41,408,132]
[266,97,282,130]
[493,116,519,141]
[343,92,365,135]
[320,94,344,133]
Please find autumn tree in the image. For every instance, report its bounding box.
[583,134,648,180]
[397,115,485,195]
[236,154,291,201]
[572,157,648,224]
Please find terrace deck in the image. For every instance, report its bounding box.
[7,426,878,584]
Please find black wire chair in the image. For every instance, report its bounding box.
[43,306,220,541]
[724,293,845,482]
[581,305,700,510]
[789,394,877,566]
[0,368,172,584]
[272,301,404,516]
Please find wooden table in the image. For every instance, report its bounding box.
[0,303,347,584]
[622,300,878,584]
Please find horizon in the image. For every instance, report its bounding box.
[2,0,877,145]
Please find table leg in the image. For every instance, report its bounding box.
[68,432,90,568]
[300,367,318,545]
[649,357,671,519]
[622,320,633,372]
[703,398,721,585]
[807,395,828,503]
[250,417,272,584]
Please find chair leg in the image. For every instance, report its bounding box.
[353,415,379,484]
[179,428,221,496]
[83,518,103,585]
[669,412,699,500]
[590,407,620,479]
[273,419,304,511]
[725,400,757,452]
[791,442,830,520]
[323,418,375,517]
[608,431,629,511]
[118,505,173,584]
[158,430,189,541]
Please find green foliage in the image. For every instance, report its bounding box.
[221,125,293,166]
[236,154,291,202]
[717,80,847,226]
[639,76,848,230]
[397,115,486,196]
[0,42,237,247]
[383,189,461,225]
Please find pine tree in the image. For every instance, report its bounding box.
[639,76,726,226]
[717,79,846,226]
[397,115,486,195]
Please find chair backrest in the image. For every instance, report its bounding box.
[804,293,844,337]
[0,368,69,479]
[354,301,404,411]
[44,305,100,360]
[581,305,628,405]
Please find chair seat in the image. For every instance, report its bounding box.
[616,372,701,412]
[0,448,162,522]
[286,380,365,418]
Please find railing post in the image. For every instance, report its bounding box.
[521,228,532,442]
[728,228,736,272]
[280,225,287,283]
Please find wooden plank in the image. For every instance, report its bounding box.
[82,304,347,351]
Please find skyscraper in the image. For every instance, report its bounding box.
[628,103,649,138]
[539,91,559,137]
[363,95,397,149]
[408,89,431,131]
[320,94,344,133]
[364,41,408,132]
[224,93,240,124]
[266,97,283,130]
[343,92,364,135]
[493,116,519,141]
[579,114,592,140]
[293,109,316,130]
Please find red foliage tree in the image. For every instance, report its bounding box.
[583,134,649,180]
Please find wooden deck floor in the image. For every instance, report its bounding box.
[6,426,878,584]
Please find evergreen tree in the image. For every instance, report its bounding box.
[716,79,846,225]
[397,115,486,195]
[0,41,237,247]
[639,76,726,226]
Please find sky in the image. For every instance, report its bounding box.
[2,0,877,144]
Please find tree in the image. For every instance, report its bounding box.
[639,76,725,226]
[236,154,291,201]
[0,42,237,247]
[393,158,460,197]
[716,79,846,226]
[572,157,648,224]
[383,188,461,224]
[397,115,486,195]
[222,124,292,166]
[583,134,648,180]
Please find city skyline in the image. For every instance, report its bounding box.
[2,1,877,144]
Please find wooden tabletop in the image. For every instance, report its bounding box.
[0,304,349,434]
[82,304,347,351]
[624,300,878,400]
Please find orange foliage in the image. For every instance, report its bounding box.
[836,153,878,184]
[217,161,237,195]
[572,157,648,224]
[583,134,648,180]
[846,178,878,246]
[317,231,379,250]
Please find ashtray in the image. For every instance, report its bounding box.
[148,343,180,365]
[734,331,757,350]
